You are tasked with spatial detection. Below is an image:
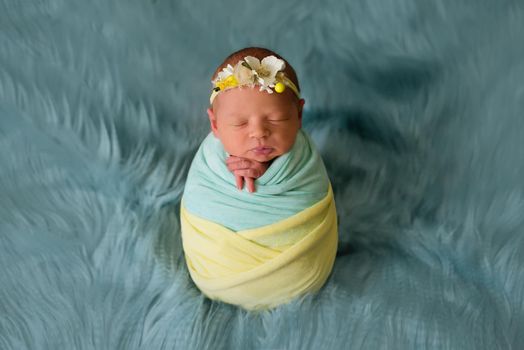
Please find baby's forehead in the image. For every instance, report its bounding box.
[213,87,296,111]
[216,101,292,117]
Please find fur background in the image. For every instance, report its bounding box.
[1,0,524,349]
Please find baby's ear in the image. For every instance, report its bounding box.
[207,107,219,137]
[298,99,305,126]
[299,98,305,112]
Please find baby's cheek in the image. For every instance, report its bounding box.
[222,139,242,156]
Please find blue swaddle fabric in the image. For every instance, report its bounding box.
[181,128,330,231]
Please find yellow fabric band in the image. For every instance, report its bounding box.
[180,183,338,311]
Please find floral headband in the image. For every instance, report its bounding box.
[210,55,301,104]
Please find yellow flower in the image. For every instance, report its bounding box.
[216,75,238,90]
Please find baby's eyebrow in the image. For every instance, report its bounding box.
[228,111,282,118]
[224,112,246,118]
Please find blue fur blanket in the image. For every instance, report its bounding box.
[1,0,523,349]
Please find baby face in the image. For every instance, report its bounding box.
[207,86,305,163]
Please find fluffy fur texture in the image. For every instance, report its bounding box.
[1,0,524,348]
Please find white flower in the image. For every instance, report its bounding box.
[211,55,287,95]
[212,64,234,85]
[243,55,286,93]
[233,60,256,86]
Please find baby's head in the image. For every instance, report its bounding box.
[207,47,305,163]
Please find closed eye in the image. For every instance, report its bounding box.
[230,118,289,126]
[231,122,247,127]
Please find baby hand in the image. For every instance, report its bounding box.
[225,156,271,193]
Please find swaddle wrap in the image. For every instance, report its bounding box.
[180,129,338,311]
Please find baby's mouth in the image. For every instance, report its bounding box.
[251,147,273,155]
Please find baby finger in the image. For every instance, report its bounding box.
[233,168,261,178]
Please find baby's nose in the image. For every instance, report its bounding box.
[249,123,269,138]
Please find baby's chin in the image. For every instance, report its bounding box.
[245,149,281,163]
[244,154,277,163]
[226,146,286,163]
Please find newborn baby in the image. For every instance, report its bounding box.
[206,50,306,194]
[180,47,338,311]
